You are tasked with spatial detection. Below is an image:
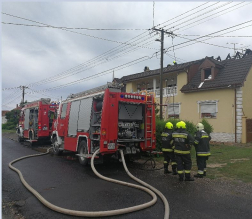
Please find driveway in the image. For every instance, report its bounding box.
[2,135,252,219]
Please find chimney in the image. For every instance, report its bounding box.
[16,104,18,108]
[144,66,150,72]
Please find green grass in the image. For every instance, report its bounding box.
[154,143,252,183]
[2,129,16,133]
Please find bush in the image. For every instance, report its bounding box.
[2,123,16,130]
[201,118,213,134]
[184,120,197,136]
[2,109,20,131]
[155,118,201,151]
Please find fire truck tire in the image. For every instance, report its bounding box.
[52,137,62,155]
[18,136,23,143]
[78,140,88,166]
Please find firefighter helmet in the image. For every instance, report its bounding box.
[165,122,173,130]
[176,121,181,129]
[197,123,204,131]
[176,121,186,129]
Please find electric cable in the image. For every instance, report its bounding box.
[36,54,155,92]
[1,22,148,31]
[165,23,252,53]
[2,2,215,87]
[164,20,252,53]
[2,13,156,51]
[176,2,252,33]
[28,2,248,87]
[2,1,247,93]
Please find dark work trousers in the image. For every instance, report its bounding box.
[196,156,208,173]
[176,154,192,173]
[163,151,176,166]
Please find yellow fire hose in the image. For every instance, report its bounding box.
[9,148,170,218]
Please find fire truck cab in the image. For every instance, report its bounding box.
[51,83,156,165]
[17,98,58,143]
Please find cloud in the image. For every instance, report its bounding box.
[1,1,252,110]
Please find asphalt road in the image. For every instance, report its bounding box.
[2,136,252,219]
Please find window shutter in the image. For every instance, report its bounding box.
[201,103,216,113]
[168,104,179,115]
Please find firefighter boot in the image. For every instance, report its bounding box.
[185,173,194,181]
[194,173,203,178]
[172,165,178,175]
[178,174,184,181]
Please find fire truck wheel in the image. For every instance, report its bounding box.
[78,140,88,166]
[18,136,23,143]
[52,137,62,155]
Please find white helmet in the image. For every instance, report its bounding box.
[196,123,204,131]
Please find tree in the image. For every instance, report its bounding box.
[2,109,21,130]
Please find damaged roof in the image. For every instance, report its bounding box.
[181,51,252,93]
[119,59,202,83]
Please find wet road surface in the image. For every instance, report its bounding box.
[2,137,252,219]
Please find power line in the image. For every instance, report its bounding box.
[2,12,157,50]
[176,2,252,33]
[165,20,252,52]
[25,3,223,87]
[176,34,252,37]
[2,22,148,31]
[25,3,250,90]
[165,23,252,53]
[2,2,212,88]
[170,1,236,31]
[2,86,21,91]
[36,54,156,92]
[3,2,247,94]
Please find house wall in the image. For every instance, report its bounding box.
[126,82,133,93]
[242,66,252,118]
[125,71,237,142]
[173,72,235,141]
[2,116,7,124]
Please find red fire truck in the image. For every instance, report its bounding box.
[16,98,58,144]
[51,83,156,165]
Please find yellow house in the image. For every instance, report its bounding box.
[119,49,252,143]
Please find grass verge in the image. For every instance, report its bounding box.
[154,143,252,183]
[2,129,16,134]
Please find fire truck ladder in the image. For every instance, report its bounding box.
[140,90,155,149]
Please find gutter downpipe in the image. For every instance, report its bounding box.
[234,86,237,143]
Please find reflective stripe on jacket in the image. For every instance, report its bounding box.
[172,129,194,154]
[161,129,173,151]
[194,130,211,156]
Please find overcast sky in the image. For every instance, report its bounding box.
[1,1,252,110]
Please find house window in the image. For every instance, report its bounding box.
[198,101,218,118]
[204,68,212,80]
[60,103,67,119]
[168,103,180,119]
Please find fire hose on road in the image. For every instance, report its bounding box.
[9,148,170,218]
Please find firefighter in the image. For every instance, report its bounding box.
[172,121,194,181]
[161,122,177,175]
[194,123,211,178]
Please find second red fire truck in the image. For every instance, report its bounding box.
[17,98,58,144]
[51,83,156,165]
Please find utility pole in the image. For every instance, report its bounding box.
[153,28,174,120]
[20,85,28,105]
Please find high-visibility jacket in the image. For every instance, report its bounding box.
[161,129,173,152]
[194,130,211,156]
[172,129,194,154]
